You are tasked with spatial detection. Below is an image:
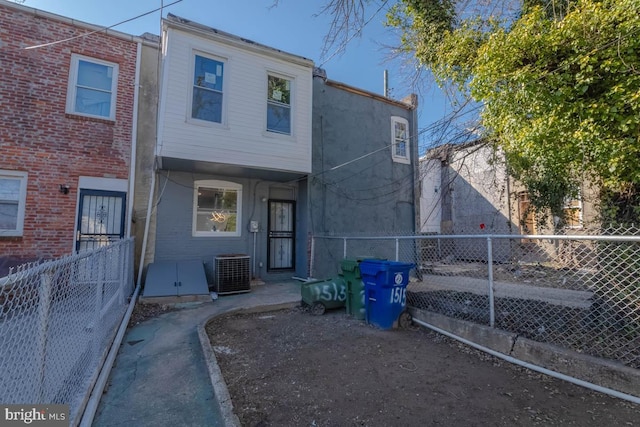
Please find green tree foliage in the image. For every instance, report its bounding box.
[387,0,640,224]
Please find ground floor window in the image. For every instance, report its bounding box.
[0,170,27,236]
[193,180,242,237]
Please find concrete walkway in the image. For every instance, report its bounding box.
[92,282,301,427]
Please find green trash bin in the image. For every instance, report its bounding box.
[300,277,346,315]
[341,257,381,320]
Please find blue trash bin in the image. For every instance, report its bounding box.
[360,259,414,329]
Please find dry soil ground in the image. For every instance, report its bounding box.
[206,306,639,427]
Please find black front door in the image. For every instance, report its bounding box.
[76,189,126,252]
[268,200,295,270]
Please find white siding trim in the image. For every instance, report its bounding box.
[78,177,128,192]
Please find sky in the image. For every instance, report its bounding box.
[22,0,452,151]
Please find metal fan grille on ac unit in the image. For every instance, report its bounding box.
[215,254,251,294]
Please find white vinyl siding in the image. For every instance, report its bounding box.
[0,170,28,236]
[158,28,312,174]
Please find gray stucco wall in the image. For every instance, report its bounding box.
[310,78,417,235]
[310,77,418,277]
[133,41,160,278]
[153,171,306,283]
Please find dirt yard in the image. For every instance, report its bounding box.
[206,306,639,427]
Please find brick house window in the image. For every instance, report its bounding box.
[267,74,292,135]
[193,180,242,237]
[0,170,28,236]
[66,54,119,120]
[391,116,410,164]
[191,53,225,123]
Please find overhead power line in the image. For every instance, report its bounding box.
[24,0,183,50]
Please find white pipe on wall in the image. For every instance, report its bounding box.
[412,317,640,405]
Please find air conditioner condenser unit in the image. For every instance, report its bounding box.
[215,254,251,295]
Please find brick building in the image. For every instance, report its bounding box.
[0,0,146,275]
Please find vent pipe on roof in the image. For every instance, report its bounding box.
[384,69,389,97]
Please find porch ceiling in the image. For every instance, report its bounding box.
[159,157,307,182]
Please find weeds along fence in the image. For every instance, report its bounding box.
[311,233,640,370]
[0,238,135,425]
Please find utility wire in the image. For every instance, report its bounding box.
[318,0,389,67]
[24,0,183,50]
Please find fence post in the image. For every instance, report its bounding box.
[37,270,53,402]
[310,236,315,279]
[128,239,135,292]
[94,250,105,356]
[395,238,400,261]
[118,242,125,305]
[487,237,495,328]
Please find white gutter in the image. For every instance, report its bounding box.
[137,169,156,287]
[127,41,142,237]
[412,317,640,405]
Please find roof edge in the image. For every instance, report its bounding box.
[164,13,314,68]
[318,72,417,110]
[0,0,156,46]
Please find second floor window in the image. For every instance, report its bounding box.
[267,75,291,135]
[67,54,118,120]
[391,116,410,164]
[192,54,224,123]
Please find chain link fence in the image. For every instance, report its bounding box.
[312,232,640,370]
[0,238,135,425]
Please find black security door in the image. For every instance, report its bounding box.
[76,189,126,252]
[268,200,295,270]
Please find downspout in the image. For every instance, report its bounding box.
[127,41,142,237]
[137,168,156,287]
[411,95,420,234]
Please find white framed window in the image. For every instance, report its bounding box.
[0,170,28,236]
[193,180,242,237]
[66,54,118,120]
[391,116,410,164]
[191,53,225,124]
[267,74,292,135]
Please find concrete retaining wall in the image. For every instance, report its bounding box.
[408,307,640,399]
